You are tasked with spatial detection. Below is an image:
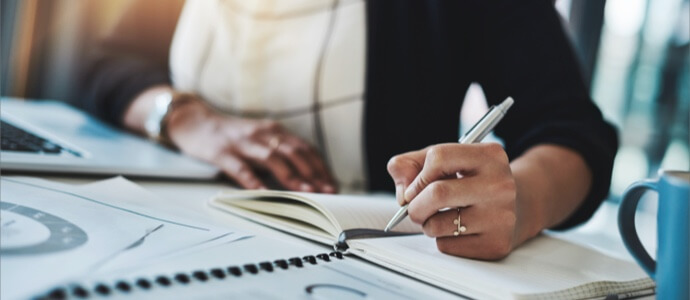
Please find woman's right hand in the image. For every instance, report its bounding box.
[126,87,336,193]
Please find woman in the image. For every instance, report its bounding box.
[80,0,618,259]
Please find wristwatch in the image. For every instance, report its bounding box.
[145,91,191,147]
[144,91,173,142]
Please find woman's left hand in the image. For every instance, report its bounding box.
[387,143,520,260]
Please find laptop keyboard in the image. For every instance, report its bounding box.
[1,120,80,156]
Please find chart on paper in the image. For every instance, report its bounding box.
[0,177,244,300]
[1,202,88,255]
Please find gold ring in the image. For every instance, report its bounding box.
[453,208,467,236]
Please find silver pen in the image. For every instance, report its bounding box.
[384,97,515,232]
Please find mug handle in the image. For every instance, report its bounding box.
[618,180,657,278]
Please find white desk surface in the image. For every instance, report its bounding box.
[37,175,658,299]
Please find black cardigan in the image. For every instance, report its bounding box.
[79,0,618,230]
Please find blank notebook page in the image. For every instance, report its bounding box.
[349,234,653,299]
[215,190,422,233]
[286,192,422,233]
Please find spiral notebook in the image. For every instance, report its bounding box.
[34,251,342,299]
[208,190,656,299]
[33,251,457,299]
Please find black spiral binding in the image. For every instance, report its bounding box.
[35,252,344,300]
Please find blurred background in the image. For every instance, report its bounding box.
[1,0,688,202]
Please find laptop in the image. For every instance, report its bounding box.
[1,97,218,179]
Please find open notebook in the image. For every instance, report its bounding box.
[209,190,655,299]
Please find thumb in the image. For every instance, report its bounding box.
[387,149,426,205]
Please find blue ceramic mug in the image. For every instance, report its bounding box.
[618,170,689,299]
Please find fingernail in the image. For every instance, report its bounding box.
[252,180,267,190]
[403,186,414,202]
[395,184,403,201]
[323,184,336,194]
[300,182,313,192]
[248,180,262,190]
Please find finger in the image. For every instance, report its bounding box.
[278,137,335,193]
[403,143,508,202]
[275,140,315,180]
[315,178,336,194]
[235,140,309,192]
[297,140,338,193]
[407,177,492,224]
[215,153,266,190]
[387,148,427,205]
[422,207,481,237]
[435,232,514,261]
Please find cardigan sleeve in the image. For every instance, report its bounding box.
[78,0,184,127]
[474,0,619,229]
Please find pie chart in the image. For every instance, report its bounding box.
[1,202,88,255]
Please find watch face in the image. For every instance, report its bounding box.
[144,92,174,139]
[1,202,88,255]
